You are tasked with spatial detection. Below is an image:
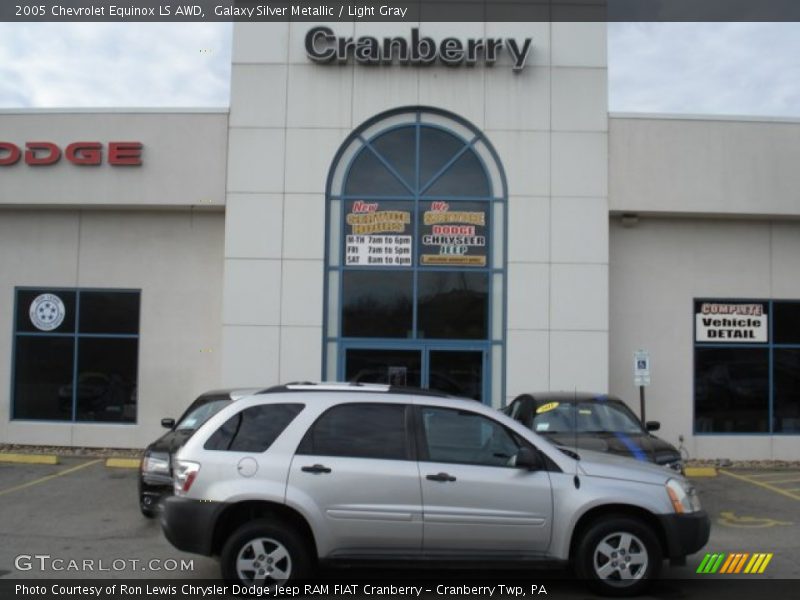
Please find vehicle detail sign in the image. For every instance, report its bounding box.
[695,301,768,343]
[420,201,487,267]
[345,200,412,267]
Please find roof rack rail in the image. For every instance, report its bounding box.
[386,385,451,398]
[255,381,453,397]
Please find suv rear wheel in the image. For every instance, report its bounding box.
[221,520,312,585]
[575,516,662,597]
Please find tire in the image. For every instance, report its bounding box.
[575,516,662,597]
[220,520,312,585]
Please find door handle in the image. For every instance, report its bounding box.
[426,472,456,482]
[301,464,332,474]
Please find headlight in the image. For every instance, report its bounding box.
[666,478,702,514]
[141,452,170,475]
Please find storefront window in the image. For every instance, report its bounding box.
[694,299,800,434]
[12,288,140,423]
[324,108,506,404]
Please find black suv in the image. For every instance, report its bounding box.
[138,388,264,517]
[503,392,684,473]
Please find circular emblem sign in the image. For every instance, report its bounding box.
[29,293,66,331]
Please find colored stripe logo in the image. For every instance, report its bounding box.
[697,552,773,574]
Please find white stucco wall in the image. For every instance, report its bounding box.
[0,110,228,208]
[610,115,800,218]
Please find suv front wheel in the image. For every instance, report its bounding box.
[221,520,312,585]
[575,516,662,597]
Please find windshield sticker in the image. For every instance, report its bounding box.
[536,402,559,414]
[535,422,550,431]
[579,409,592,415]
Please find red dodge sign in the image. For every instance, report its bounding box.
[0,141,142,166]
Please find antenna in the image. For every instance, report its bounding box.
[573,387,580,489]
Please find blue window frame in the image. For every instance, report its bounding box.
[694,298,800,435]
[323,108,507,405]
[11,287,140,423]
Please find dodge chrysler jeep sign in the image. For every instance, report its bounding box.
[306,27,533,71]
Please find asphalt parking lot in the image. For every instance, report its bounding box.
[0,458,798,595]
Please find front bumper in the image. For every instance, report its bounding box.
[658,511,711,558]
[160,496,227,556]
[138,473,172,511]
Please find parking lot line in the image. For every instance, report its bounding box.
[758,477,800,485]
[742,473,800,483]
[719,469,800,501]
[0,459,102,498]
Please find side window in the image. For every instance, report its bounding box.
[420,406,520,467]
[204,403,304,452]
[297,403,409,460]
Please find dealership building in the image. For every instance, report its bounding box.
[1,22,799,459]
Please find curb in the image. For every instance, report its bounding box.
[0,453,59,465]
[685,467,718,478]
[105,457,141,469]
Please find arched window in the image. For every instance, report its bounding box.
[323,108,506,405]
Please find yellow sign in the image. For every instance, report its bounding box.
[536,402,559,414]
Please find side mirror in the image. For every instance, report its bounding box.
[645,421,660,432]
[516,447,544,471]
[161,418,176,429]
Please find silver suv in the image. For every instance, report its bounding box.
[161,383,709,596]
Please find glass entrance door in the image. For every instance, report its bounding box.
[429,350,483,401]
[345,348,422,388]
[343,347,484,401]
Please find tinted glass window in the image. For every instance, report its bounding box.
[695,347,769,433]
[418,128,465,191]
[344,148,408,196]
[345,349,421,388]
[74,338,138,423]
[342,271,413,338]
[205,404,304,452]
[12,288,140,423]
[370,126,416,189]
[774,349,800,433]
[774,302,800,344]
[424,149,489,197]
[79,291,140,334]
[420,406,519,467]
[298,403,408,460]
[418,272,488,339]
[13,337,74,421]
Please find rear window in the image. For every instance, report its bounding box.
[204,403,304,452]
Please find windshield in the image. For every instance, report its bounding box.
[532,401,644,434]
[176,399,230,431]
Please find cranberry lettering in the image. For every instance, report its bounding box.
[0,142,142,166]
[306,27,533,71]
